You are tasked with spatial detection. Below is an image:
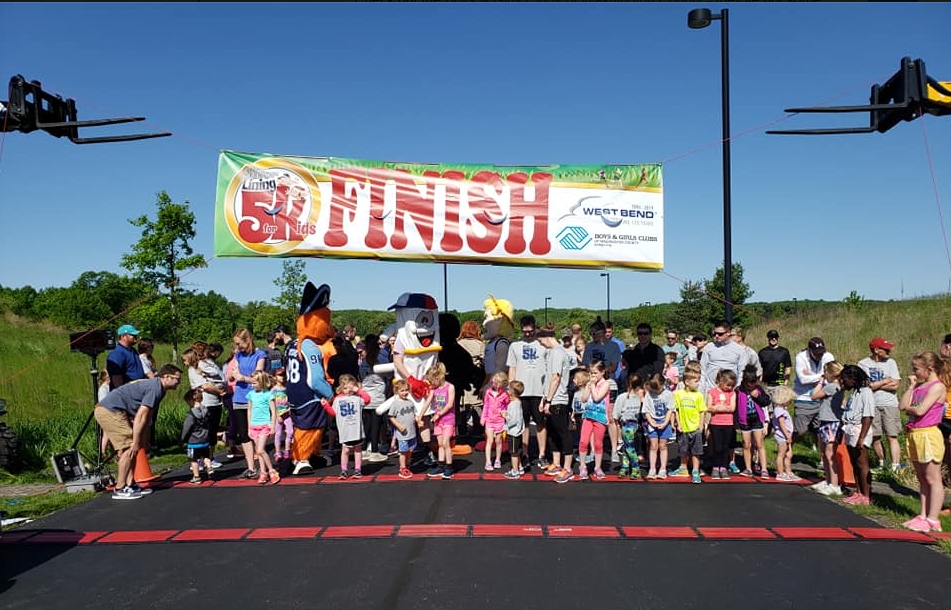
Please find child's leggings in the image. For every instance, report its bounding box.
[579,419,607,455]
[619,421,639,468]
[709,424,735,468]
[274,416,294,451]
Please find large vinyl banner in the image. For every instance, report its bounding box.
[214,151,664,270]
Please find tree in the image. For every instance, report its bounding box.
[705,262,753,328]
[667,262,754,334]
[120,191,207,360]
[273,259,307,322]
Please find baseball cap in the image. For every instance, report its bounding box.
[869,337,895,351]
[766,329,779,340]
[117,324,141,337]
[807,337,826,353]
[387,292,438,310]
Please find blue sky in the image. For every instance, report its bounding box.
[1,2,949,314]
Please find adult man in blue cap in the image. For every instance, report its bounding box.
[107,324,146,390]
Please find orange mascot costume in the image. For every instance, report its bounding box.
[286,282,336,475]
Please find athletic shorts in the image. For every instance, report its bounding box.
[871,403,901,438]
[433,423,455,438]
[187,446,211,461]
[677,430,704,456]
[508,435,523,456]
[817,420,840,445]
[907,426,945,464]
[646,425,674,441]
[793,400,821,435]
[397,437,417,453]
[342,439,362,448]
[249,424,272,441]
[737,414,765,432]
[521,396,546,427]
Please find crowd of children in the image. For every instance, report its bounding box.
[172,333,949,534]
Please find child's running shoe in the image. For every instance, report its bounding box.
[338,470,350,480]
[691,471,702,484]
[646,470,657,480]
[257,473,268,485]
[543,463,561,476]
[268,471,281,485]
[427,466,443,478]
[351,470,363,479]
[504,469,521,479]
[926,518,943,532]
[494,460,502,470]
[594,468,606,479]
[657,470,668,480]
[554,469,574,484]
[670,466,689,477]
[484,463,494,471]
[578,467,589,480]
[189,476,202,485]
[629,468,641,480]
[442,466,453,480]
[740,469,753,477]
[618,469,629,478]
[902,515,931,532]
[398,468,413,479]
[728,462,740,474]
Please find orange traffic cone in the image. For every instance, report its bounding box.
[133,447,161,484]
[833,442,855,486]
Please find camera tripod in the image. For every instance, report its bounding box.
[69,351,115,481]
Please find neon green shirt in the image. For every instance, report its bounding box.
[674,389,706,433]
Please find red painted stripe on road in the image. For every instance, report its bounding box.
[212,479,261,487]
[848,527,936,543]
[621,526,698,539]
[246,527,323,540]
[471,524,544,537]
[772,527,856,540]
[929,531,951,540]
[319,477,370,484]
[547,525,620,538]
[448,473,481,481]
[374,474,410,482]
[698,527,776,539]
[171,528,250,542]
[323,525,395,538]
[97,530,179,543]
[397,524,469,537]
[481,472,510,481]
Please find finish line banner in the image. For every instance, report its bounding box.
[214,151,664,270]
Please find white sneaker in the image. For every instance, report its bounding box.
[819,484,843,496]
[292,460,314,475]
[611,451,620,463]
[112,486,142,500]
[361,449,372,459]
[368,452,388,463]
[810,480,830,492]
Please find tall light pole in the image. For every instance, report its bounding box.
[599,272,611,323]
[688,7,732,324]
[544,296,552,326]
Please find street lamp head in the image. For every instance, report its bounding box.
[687,8,717,29]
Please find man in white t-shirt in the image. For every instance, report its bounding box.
[792,337,835,451]
[858,337,902,472]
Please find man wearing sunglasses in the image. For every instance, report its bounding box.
[699,321,745,393]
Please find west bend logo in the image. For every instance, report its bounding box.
[224,159,322,254]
